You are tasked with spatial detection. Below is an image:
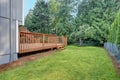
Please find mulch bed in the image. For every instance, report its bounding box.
[0,49,56,72]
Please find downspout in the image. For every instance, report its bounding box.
[9,0,12,62]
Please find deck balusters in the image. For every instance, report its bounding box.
[19,32,67,53]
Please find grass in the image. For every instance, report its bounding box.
[0,46,120,80]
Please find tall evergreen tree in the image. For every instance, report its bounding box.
[109,11,120,44]
[24,9,34,31]
[24,0,120,45]
[25,0,50,33]
[77,0,120,45]
[32,0,50,33]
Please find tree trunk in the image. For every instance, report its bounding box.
[79,38,82,45]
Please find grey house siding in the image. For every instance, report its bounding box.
[0,0,23,64]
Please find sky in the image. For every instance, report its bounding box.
[24,0,37,17]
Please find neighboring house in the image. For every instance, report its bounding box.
[0,0,23,65]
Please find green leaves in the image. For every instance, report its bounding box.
[76,0,120,45]
[109,11,120,45]
[24,0,120,45]
[24,9,34,31]
[25,0,50,34]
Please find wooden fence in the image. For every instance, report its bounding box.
[19,32,67,54]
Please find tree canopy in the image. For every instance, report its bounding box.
[25,0,120,45]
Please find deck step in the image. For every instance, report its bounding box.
[60,48,65,50]
[57,45,64,50]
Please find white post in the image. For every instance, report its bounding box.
[16,20,19,53]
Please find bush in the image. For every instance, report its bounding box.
[109,11,120,45]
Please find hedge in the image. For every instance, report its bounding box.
[109,11,120,45]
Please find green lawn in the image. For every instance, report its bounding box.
[0,46,120,80]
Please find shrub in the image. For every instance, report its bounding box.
[109,11,120,45]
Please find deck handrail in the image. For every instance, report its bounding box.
[19,32,67,53]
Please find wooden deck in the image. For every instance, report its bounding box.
[19,32,67,54]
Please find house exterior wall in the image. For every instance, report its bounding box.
[0,0,23,64]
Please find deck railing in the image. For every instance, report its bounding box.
[19,32,67,53]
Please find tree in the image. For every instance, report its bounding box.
[77,0,120,45]
[24,9,34,31]
[25,0,50,34]
[48,0,60,34]
[24,0,120,45]
[32,0,50,33]
[109,11,120,44]
[49,0,78,43]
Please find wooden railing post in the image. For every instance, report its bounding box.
[43,34,45,49]
[48,37,50,43]
[18,32,21,53]
[56,36,58,47]
[62,36,63,44]
[65,37,67,46]
[19,31,67,54]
